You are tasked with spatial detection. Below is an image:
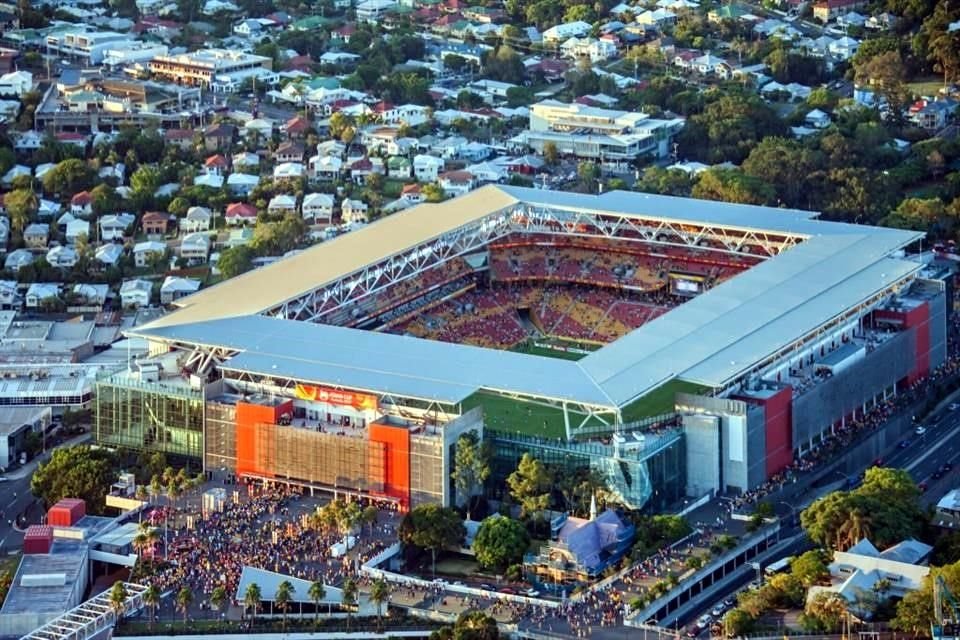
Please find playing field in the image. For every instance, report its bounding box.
[510,338,599,361]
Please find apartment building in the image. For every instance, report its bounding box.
[149,49,273,90]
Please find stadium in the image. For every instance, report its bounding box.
[95,185,949,511]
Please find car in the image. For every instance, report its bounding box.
[919,481,929,493]
[945,462,954,472]
[685,624,701,638]
[480,583,495,591]
[935,468,945,480]
[697,614,714,627]
[431,578,447,585]
[749,579,762,590]
[950,403,958,411]
[525,588,540,597]
[500,587,516,595]
[711,604,726,617]
[452,581,465,587]
[916,426,928,436]
[898,439,911,449]
[722,597,735,608]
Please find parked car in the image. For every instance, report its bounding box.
[916,425,927,436]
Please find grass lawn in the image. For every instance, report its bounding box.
[621,379,708,423]
[434,556,480,577]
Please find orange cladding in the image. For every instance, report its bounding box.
[368,424,411,509]
[235,401,284,478]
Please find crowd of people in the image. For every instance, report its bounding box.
[140,483,398,613]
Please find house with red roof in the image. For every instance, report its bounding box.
[70,191,93,217]
[142,211,173,236]
[225,202,258,226]
[283,115,310,139]
[204,154,229,176]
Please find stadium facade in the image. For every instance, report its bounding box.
[95,185,949,511]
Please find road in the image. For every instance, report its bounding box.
[675,409,960,637]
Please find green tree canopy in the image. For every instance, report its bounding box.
[431,610,500,640]
[473,515,530,572]
[4,188,39,234]
[691,167,776,205]
[31,445,117,513]
[506,453,551,520]
[451,430,491,513]
[399,504,466,572]
[42,158,96,197]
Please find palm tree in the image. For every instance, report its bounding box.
[210,586,228,620]
[308,581,326,626]
[142,584,160,631]
[839,508,873,550]
[175,586,193,627]
[108,581,128,628]
[274,580,295,632]
[362,505,378,535]
[369,577,390,632]
[132,531,150,560]
[244,582,262,628]
[341,578,358,631]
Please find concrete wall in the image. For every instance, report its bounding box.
[683,413,720,498]
[929,291,948,371]
[792,330,914,449]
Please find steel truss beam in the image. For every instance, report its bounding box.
[262,204,806,324]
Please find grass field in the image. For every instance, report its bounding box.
[907,77,948,98]
[621,379,707,423]
[510,337,600,361]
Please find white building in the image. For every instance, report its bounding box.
[102,43,169,68]
[133,240,167,268]
[160,276,201,304]
[182,206,213,232]
[180,232,211,262]
[95,242,124,267]
[0,71,32,97]
[99,213,135,241]
[149,49,273,90]
[356,0,397,23]
[26,283,61,308]
[341,199,368,224]
[542,20,592,43]
[302,193,335,223]
[120,279,153,308]
[413,154,444,182]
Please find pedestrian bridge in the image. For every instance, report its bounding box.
[21,582,148,640]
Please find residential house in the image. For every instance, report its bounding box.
[71,283,109,307]
[399,183,423,205]
[70,191,93,217]
[194,172,225,189]
[310,155,343,181]
[26,283,61,309]
[690,53,725,75]
[341,199,368,223]
[204,154,229,176]
[301,193,335,223]
[377,104,430,127]
[283,114,310,138]
[0,280,18,309]
[356,0,398,24]
[414,154,444,182]
[525,509,635,584]
[46,245,79,268]
[438,171,475,197]
[160,276,201,304]
[227,173,260,196]
[95,242,124,268]
[165,128,196,150]
[909,98,957,131]
[636,8,677,26]
[465,161,506,183]
[274,141,305,164]
[805,109,831,128]
[180,232,211,263]
[182,206,213,233]
[133,240,167,268]
[232,151,260,169]
[387,156,412,179]
[542,20,591,43]
[813,0,867,22]
[808,538,931,619]
[142,211,172,236]
[120,279,152,308]
[4,249,34,272]
[99,213,135,241]
[227,227,254,247]
[268,194,298,215]
[37,199,61,220]
[828,36,859,60]
[23,223,49,248]
[274,162,305,180]
[225,202,258,225]
[0,70,32,97]
[204,123,236,151]
[64,218,90,244]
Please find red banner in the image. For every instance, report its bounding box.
[294,384,378,411]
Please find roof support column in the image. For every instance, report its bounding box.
[563,400,571,442]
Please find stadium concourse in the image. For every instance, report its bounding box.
[97,185,948,513]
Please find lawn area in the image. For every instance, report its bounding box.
[462,392,613,439]
[434,556,480,577]
[621,379,708,423]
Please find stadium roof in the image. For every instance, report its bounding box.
[130,186,924,411]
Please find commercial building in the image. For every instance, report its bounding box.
[98,186,945,511]
[148,49,274,91]
[520,100,685,162]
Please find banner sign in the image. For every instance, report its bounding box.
[294,384,378,411]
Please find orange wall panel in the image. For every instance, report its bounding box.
[368,424,410,509]
[235,402,279,479]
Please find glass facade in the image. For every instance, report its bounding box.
[205,401,237,471]
[490,430,685,512]
[409,434,444,508]
[95,378,204,460]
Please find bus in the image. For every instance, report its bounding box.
[764,556,793,577]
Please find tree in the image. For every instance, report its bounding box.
[790,550,829,588]
[431,610,500,640]
[398,504,466,574]
[274,580,294,632]
[341,578,358,631]
[742,137,821,208]
[130,165,162,196]
[451,431,491,516]
[482,45,525,85]
[691,167,776,206]
[853,50,908,122]
[216,245,256,279]
[369,577,390,631]
[308,581,327,624]
[167,196,190,217]
[210,586,228,619]
[108,581,128,627]
[42,159,96,196]
[31,445,117,513]
[803,591,848,633]
[90,184,121,216]
[175,586,193,627]
[244,582,262,628]
[142,584,160,631]
[723,608,754,637]
[473,514,530,572]
[542,142,559,166]
[577,161,601,193]
[678,93,787,164]
[4,188,38,235]
[506,453,551,521]
[422,183,446,203]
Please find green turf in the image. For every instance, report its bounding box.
[510,342,585,361]
[621,379,708,423]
